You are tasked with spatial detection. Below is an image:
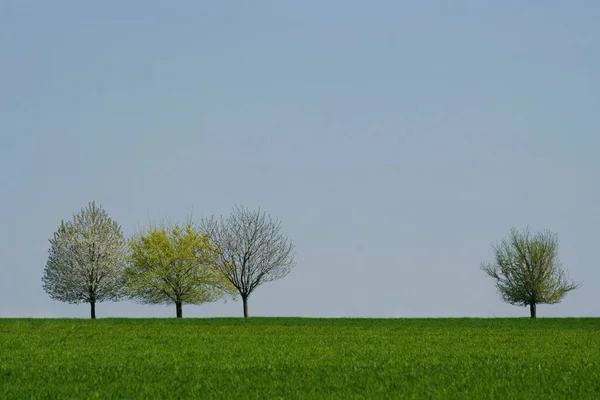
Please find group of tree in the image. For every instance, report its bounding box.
[42,202,296,319]
[43,203,580,320]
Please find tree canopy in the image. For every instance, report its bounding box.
[201,206,296,318]
[42,202,128,318]
[481,227,580,318]
[125,222,235,318]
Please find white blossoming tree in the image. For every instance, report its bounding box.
[42,201,128,318]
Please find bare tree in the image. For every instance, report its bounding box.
[42,202,128,319]
[481,227,580,318]
[201,206,296,318]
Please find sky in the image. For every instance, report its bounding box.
[1,1,599,319]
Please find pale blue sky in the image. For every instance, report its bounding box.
[1,1,598,318]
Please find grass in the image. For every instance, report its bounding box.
[1,318,599,399]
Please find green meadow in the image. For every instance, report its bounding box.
[1,318,599,399]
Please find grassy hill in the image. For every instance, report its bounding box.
[1,318,599,398]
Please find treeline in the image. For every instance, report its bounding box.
[42,202,295,318]
[42,202,580,319]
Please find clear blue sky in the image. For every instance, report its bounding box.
[1,1,598,318]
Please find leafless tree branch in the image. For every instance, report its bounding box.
[200,206,296,317]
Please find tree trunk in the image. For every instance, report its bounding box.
[176,301,183,318]
[90,301,96,319]
[530,303,536,319]
[242,295,249,318]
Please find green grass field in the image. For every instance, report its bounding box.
[1,318,599,399]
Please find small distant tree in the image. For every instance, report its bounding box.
[42,202,128,319]
[125,222,234,318]
[481,227,580,318]
[201,206,296,318]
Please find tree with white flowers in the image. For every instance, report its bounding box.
[42,202,128,319]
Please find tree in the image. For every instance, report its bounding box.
[42,202,128,319]
[481,227,580,318]
[201,206,296,318]
[125,222,234,318]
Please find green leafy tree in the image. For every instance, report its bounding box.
[126,222,234,318]
[481,227,580,318]
[42,202,128,319]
